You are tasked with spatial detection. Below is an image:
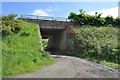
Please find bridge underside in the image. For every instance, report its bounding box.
[40,28,64,39]
[40,28,75,51]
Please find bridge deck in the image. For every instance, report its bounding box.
[21,15,71,29]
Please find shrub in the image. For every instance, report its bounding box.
[74,26,119,63]
[2,14,23,36]
[68,9,120,26]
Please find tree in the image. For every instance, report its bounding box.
[105,16,114,25]
[68,12,78,23]
[68,9,119,27]
[114,18,120,26]
[79,9,85,15]
[2,14,23,36]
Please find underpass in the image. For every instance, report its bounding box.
[21,15,75,52]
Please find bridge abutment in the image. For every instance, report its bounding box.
[45,26,75,51]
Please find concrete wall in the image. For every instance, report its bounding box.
[47,31,63,50]
[43,27,75,51]
[58,27,75,50]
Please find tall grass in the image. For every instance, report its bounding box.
[2,21,54,77]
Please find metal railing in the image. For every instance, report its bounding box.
[20,14,71,22]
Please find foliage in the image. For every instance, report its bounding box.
[74,26,119,65]
[42,39,48,49]
[2,14,23,36]
[2,21,54,77]
[68,9,120,26]
[68,10,119,68]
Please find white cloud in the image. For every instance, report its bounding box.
[46,7,61,12]
[87,7,119,18]
[32,9,49,16]
[32,7,61,16]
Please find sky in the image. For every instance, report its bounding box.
[2,2,119,18]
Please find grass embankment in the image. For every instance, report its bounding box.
[0,18,2,77]
[0,33,1,78]
[66,26,119,68]
[2,21,54,77]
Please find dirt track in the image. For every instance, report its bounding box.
[13,55,119,78]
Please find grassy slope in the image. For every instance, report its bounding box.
[2,21,54,77]
[0,33,1,77]
[0,23,2,77]
[71,26,119,68]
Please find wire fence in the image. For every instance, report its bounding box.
[20,14,71,22]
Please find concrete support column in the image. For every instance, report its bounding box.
[47,31,63,50]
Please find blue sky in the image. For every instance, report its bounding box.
[2,2,118,18]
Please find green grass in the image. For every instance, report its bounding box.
[64,50,119,69]
[2,21,54,77]
[0,53,2,78]
[0,24,2,78]
[101,61,119,69]
[83,56,119,68]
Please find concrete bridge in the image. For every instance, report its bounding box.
[21,15,75,51]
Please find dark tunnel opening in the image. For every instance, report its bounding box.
[40,28,65,54]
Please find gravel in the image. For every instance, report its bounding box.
[12,55,119,78]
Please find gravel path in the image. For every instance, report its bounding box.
[13,55,119,78]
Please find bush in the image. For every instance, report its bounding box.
[20,32,30,36]
[2,14,23,36]
[74,26,119,64]
[68,9,120,26]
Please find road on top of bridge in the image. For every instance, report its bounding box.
[13,55,119,78]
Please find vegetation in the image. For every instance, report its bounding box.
[0,16,2,77]
[73,26,119,68]
[68,9,120,27]
[42,39,48,50]
[2,14,23,36]
[2,14,54,77]
[67,10,119,68]
[1,11,119,77]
